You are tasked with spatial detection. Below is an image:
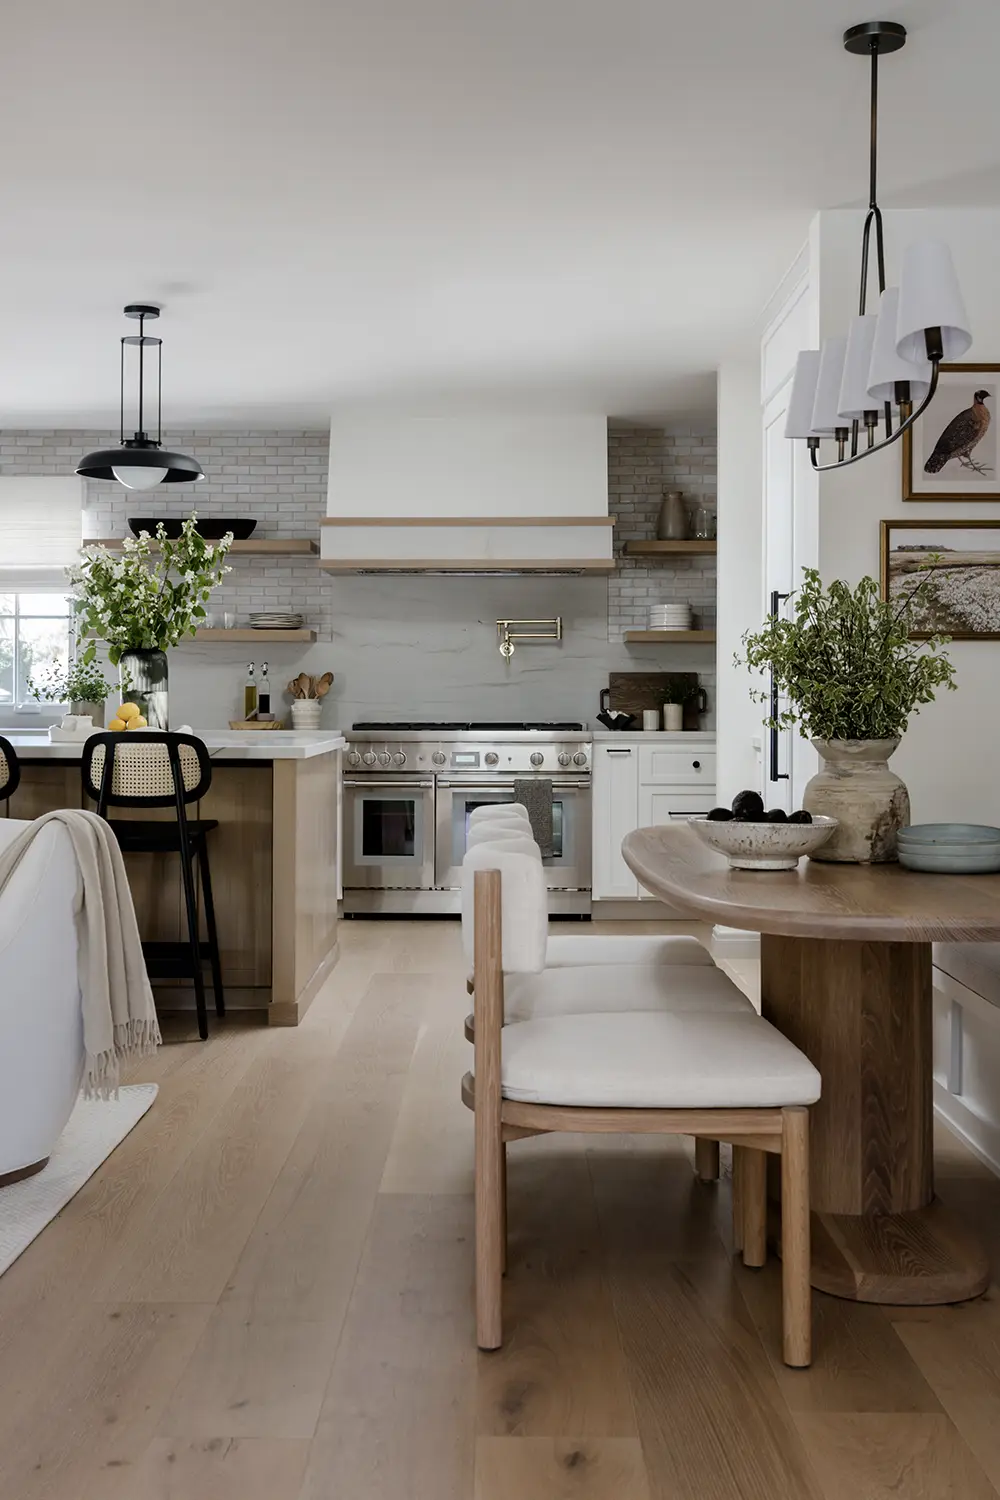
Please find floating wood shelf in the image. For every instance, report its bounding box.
[623,540,717,557]
[624,630,717,644]
[85,538,319,556]
[193,628,316,643]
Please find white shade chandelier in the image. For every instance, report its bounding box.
[785,21,972,470]
[77,304,204,491]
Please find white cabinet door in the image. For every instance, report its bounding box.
[636,787,716,899]
[592,744,639,899]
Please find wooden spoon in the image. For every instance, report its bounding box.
[314,672,333,698]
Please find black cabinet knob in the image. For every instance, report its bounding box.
[693,760,701,769]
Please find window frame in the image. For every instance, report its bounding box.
[0,590,75,723]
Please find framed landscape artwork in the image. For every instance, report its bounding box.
[902,363,1000,502]
[881,519,1000,640]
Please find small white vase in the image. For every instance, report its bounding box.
[291,699,322,730]
[803,738,910,864]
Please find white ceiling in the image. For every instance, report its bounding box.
[3,0,999,429]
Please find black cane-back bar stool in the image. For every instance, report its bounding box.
[0,736,21,809]
[81,731,224,1039]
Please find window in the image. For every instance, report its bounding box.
[0,593,73,709]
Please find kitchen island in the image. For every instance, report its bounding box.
[2,731,345,1025]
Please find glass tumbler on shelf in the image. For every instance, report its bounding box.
[691,504,717,540]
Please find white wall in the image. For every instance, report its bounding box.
[815,208,1000,822]
[715,354,764,803]
[326,413,609,518]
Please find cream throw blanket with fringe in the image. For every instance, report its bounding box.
[0,809,161,1097]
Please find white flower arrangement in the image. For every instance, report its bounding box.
[68,514,233,665]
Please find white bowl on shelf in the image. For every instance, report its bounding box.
[689,815,839,871]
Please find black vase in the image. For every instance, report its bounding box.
[119,648,168,729]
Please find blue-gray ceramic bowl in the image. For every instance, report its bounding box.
[898,823,1000,846]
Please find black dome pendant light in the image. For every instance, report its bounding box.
[77,303,204,490]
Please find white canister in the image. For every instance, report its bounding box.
[291,699,323,730]
[642,709,660,732]
[662,703,683,731]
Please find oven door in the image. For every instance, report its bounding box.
[435,777,591,891]
[343,777,436,890]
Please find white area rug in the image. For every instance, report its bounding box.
[0,1084,158,1276]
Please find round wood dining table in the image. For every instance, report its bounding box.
[622,823,1000,1306]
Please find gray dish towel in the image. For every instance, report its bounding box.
[513,777,553,858]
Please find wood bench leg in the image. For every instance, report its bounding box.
[781,1107,811,1367]
[742,1147,767,1268]
[732,1145,744,1254]
[500,1140,508,1276]
[695,1137,720,1182]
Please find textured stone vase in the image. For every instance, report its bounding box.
[803,738,910,864]
[119,648,168,730]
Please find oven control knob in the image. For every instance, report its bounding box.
[557,752,571,767]
[432,750,447,766]
[572,751,588,767]
[347,749,362,767]
[361,751,377,766]
[484,751,499,767]
[392,750,407,766]
[529,752,544,767]
[377,751,392,767]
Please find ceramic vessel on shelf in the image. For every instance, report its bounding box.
[690,815,838,870]
[662,703,683,731]
[655,490,688,541]
[803,738,909,863]
[118,648,168,730]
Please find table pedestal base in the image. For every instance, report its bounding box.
[761,933,990,1306]
[810,1200,990,1305]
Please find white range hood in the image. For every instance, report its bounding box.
[320,413,613,574]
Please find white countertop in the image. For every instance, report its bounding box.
[592,730,716,743]
[2,730,346,762]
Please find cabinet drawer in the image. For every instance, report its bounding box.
[638,746,716,786]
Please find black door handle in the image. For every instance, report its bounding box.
[769,589,790,784]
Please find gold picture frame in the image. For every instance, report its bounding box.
[902,363,1000,501]
[880,517,1000,640]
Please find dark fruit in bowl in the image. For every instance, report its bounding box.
[767,808,788,822]
[707,807,734,822]
[731,790,765,821]
[788,809,813,824]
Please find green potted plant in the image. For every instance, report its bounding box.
[67,515,233,728]
[27,652,116,727]
[738,568,956,863]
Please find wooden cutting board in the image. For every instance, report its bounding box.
[608,672,704,730]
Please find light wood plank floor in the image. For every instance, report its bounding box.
[3,918,1000,1499]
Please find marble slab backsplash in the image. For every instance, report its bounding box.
[0,426,717,731]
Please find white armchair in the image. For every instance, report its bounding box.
[0,818,85,1183]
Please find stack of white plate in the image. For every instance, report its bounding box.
[897,823,1000,873]
[248,612,304,631]
[647,603,692,631]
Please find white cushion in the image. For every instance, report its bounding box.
[498,1011,821,1109]
[461,842,547,974]
[934,943,1000,1010]
[504,963,753,1023]
[546,933,712,968]
[468,804,530,827]
[467,823,541,852]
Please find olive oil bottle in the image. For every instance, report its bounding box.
[244,662,257,718]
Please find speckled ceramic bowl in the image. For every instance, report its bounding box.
[689,815,839,871]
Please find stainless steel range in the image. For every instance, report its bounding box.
[342,721,591,915]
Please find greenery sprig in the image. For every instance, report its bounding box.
[28,655,115,706]
[737,568,957,742]
[67,515,233,666]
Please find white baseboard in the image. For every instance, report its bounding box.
[590,899,693,922]
[710,925,761,962]
[934,1081,1000,1178]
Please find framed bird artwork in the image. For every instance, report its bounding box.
[903,363,1000,501]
